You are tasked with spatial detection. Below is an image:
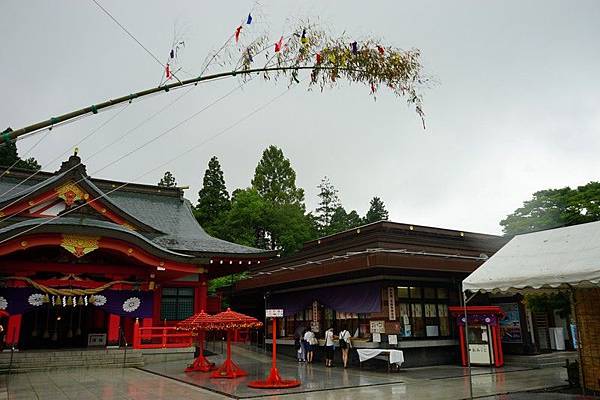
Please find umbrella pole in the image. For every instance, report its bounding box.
[211,328,248,379]
[186,330,215,372]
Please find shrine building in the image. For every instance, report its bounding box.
[0,155,273,349]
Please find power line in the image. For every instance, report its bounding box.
[0,78,248,223]
[0,103,130,200]
[0,87,291,247]
[91,0,164,70]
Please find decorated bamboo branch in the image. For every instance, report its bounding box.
[2,21,428,144]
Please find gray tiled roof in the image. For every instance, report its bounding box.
[0,166,269,257]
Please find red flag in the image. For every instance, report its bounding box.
[235,25,242,43]
[316,53,322,64]
[370,83,376,93]
[165,64,171,80]
[377,45,385,55]
[274,36,283,52]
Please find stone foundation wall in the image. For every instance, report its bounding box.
[575,288,600,392]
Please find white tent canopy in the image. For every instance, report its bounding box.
[463,221,600,293]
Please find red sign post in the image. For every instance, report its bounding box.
[248,309,301,389]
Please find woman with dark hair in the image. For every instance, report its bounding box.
[338,327,352,368]
[324,327,335,367]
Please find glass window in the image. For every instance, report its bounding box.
[410,287,422,299]
[160,287,194,321]
[397,287,409,298]
[437,288,449,299]
[411,303,425,337]
[424,287,436,299]
[438,304,450,336]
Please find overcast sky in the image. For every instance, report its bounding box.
[1,1,599,235]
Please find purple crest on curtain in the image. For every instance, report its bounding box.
[0,288,153,318]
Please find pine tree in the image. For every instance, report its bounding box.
[364,196,389,223]
[251,145,304,206]
[315,176,341,235]
[196,157,231,230]
[0,130,41,171]
[157,171,177,187]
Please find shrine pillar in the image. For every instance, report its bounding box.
[107,314,121,346]
[197,274,208,312]
[5,314,22,348]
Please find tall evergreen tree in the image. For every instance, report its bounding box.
[364,196,389,223]
[251,145,304,206]
[315,176,341,235]
[196,156,231,231]
[157,171,177,187]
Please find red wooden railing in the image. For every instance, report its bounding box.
[132,323,194,349]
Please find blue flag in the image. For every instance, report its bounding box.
[246,13,252,24]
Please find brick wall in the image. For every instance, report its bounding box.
[575,288,600,392]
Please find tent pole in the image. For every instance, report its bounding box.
[569,286,587,395]
[461,286,473,400]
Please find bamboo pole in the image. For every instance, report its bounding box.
[2,65,339,144]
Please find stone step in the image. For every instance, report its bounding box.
[0,349,144,374]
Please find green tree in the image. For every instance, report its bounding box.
[195,156,230,232]
[251,145,304,206]
[157,171,177,187]
[499,184,600,235]
[0,133,41,171]
[264,203,316,254]
[364,196,389,224]
[329,207,363,234]
[215,188,266,248]
[315,176,340,235]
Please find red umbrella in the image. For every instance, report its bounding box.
[210,308,262,379]
[177,310,219,372]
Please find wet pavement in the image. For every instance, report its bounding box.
[1,345,595,399]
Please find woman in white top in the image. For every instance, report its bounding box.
[338,328,352,368]
[303,329,316,363]
[324,328,335,367]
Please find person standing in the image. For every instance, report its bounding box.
[324,327,335,367]
[338,327,352,368]
[303,329,316,363]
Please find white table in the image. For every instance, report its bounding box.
[357,349,404,371]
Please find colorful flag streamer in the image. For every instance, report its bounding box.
[275,36,284,52]
[246,13,253,24]
[377,45,385,55]
[235,25,242,43]
[170,49,175,59]
[247,48,253,62]
[351,41,358,55]
[165,64,172,80]
[316,53,322,64]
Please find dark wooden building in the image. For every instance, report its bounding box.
[234,221,508,366]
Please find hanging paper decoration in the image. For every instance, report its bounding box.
[84,296,88,306]
[62,296,67,307]
[351,41,358,55]
[235,25,243,43]
[377,45,385,55]
[301,29,308,45]
[274,36,284,52]
[170,49,175,59]
[246,13,252,25]
[165,64,172,80]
